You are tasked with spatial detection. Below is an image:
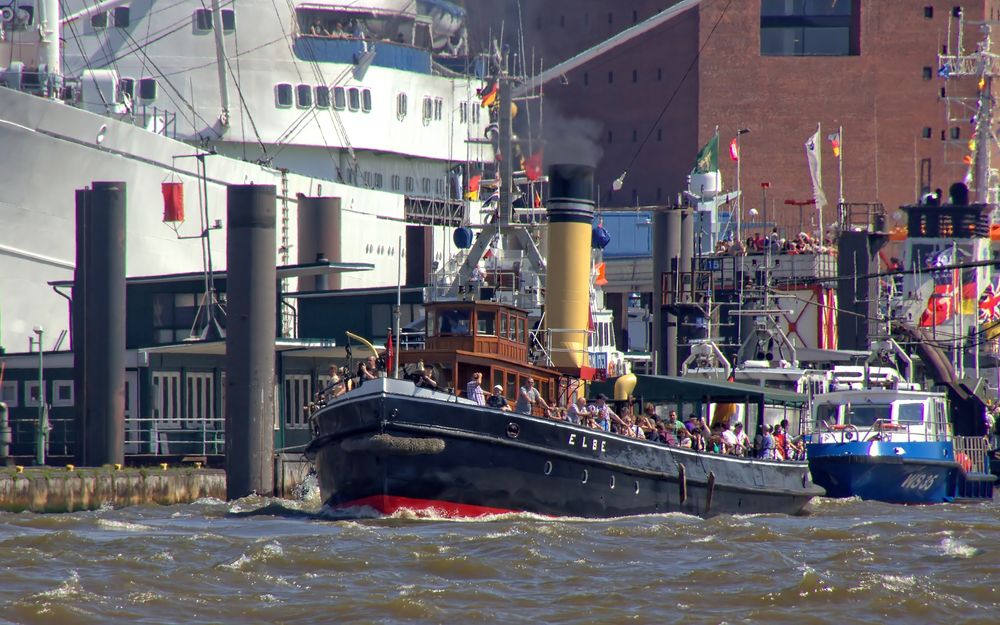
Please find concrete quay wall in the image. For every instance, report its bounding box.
[0,468,227,513]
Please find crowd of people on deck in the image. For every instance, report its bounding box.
[309,364,806,461]
[714,229,833,257]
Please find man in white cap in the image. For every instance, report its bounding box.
[486,384,510,411]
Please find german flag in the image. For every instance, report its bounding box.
[479,81,498,108]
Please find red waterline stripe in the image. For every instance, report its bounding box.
[337,495,518,518]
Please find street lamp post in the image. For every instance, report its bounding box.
[31,326,47,465]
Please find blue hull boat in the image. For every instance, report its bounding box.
[806,441,958,503]
[804,385,995,504]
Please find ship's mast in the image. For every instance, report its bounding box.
[37,0,61,97]
[210,0,232,128]
[939,16,999,204]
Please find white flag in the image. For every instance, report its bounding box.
[804,125,828,210]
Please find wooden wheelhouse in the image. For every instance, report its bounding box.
[398,300,565,413]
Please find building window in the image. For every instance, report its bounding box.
[922,66,933,80]
[391,174,401,190]
[940,86,946,98]
[53,380,74,407]
[922,127,932,139]
[315,85,331,108]
[924,6,934,18]
[760,0,858,56]
[950,127,961,140]
[334,86,346,110]
[405,176,414,192]
[152,371,181,426]
[284,375,311,429]
[296,84,313,108]
[138,77,158,101]
[275,83,293,108]
[422,177,431,194]
[397,92,408,118]
[348,87,360,111]
[25,381,44,407]
[0,381,18,407]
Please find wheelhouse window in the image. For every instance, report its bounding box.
[315,85,331,108]
[845,404,891,428]
[477,311,496,336]
[438,308,471,336]
[275,83,293,108]
[760,0,858,56]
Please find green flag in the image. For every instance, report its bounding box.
[692,133,719,174]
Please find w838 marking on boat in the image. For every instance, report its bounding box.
[901,472,938,491]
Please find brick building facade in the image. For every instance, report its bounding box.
[465,0,998,234]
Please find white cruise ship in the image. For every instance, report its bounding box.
[0,0,489,349]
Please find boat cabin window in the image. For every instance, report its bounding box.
[333,86,346,110]
[397,92,408,118]
[517,318,526,344]
[898,402,924,424]
[507,316,517,341]
[492,369,504,392]
[506,372,517,400]
[138,78,158,102]
[348,87,361,111]
[296,84,313,108]
[845,404,891,428]
[425,310,437,337]
[499,313,508,340]
[816,403,838,424]
[438,308,471,336]
[362,89,372,112]
[114,7,130,28]
[315,85,331,108]
[477,311,496,336]
[422,97,433,121]
[275,83,293,108]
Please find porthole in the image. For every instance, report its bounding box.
[581,469,589,484]
[543,461,553,476]
[609,475,616,489]
[634,480,640,495]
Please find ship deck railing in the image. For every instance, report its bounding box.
[802,417,952,445]
[954,435,992,473]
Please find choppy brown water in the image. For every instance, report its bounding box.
[0,483,997,624]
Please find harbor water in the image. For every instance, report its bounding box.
[0,485,997,624]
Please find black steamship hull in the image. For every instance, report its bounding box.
[305,379,823,518]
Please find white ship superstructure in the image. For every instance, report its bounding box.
[0,0,489,348]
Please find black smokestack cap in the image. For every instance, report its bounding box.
[548,164,596,206]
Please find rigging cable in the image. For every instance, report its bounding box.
[613,0,733,190]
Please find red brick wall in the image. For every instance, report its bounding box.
[463,1,994,229]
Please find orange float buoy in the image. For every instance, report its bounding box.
[956,452,973,473]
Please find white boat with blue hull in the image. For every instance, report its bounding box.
[804,388,995,503]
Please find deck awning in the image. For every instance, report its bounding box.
[590,375,806,406]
